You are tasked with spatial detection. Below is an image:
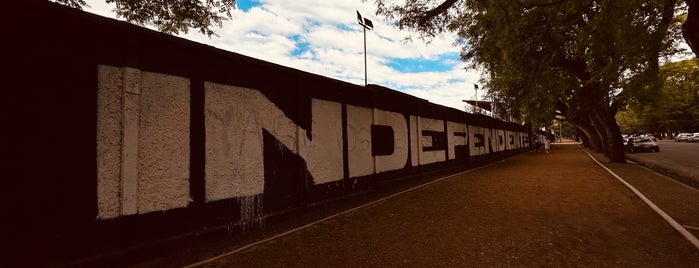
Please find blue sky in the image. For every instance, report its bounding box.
[236,0,259,11]
[387,53,461,73]
[83,0,483,110]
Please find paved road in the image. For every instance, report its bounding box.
[626,140,699,187]
[130,142,699,267]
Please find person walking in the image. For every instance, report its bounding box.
[544,138,551,154]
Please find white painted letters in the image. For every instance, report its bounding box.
[373,109,408,173]
[97,65,191,219]
[97,67,532,219]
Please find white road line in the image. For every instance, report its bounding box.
[684,225,699,231]
[583,150,699,250]
[183,162,501,268]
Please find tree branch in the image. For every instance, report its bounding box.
[418,0,459,27]
[514,0,564,10]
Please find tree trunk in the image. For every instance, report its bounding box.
[589,113,609,155]
[576,128,590,148]
[601,111,626,163]
[591,103,627,163]
[570,118,603,152]
[607,122,626,163]
[684,0,699,57]
[594,110,614,156]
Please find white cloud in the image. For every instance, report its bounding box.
[83,0,482,110]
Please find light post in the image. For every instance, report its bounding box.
[357,11,373,86]
[474,84,479,113]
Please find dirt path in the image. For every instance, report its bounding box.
[151,143,699,267]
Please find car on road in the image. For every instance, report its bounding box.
[675,133,693,142]
[626,137,660,153]
[688,133,699,142]
[641,134,656,141]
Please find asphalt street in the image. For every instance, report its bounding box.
[626,139,699,188]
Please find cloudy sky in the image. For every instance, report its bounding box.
[82,0,484,110]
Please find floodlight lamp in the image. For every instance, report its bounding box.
[364,18,373,30]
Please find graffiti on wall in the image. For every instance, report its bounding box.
[96,65,529,220]
[96,66,191,219]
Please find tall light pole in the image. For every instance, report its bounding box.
[474,83,479,113]
[357,11,373,86]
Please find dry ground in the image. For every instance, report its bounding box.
[136,143,699,267]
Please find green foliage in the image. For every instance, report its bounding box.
[53,0,86,8]
[559,120,577,139]
[625,58,699,133]
[616,109,645,134]
[375,0,679,123]
[51,0,236,36]
[373,0,683,161]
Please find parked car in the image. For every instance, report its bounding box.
[641,134,656,141]
[689,133,699,142]
[675,133,693,142]
[626,137,659,153]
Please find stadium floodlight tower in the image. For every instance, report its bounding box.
[356,11,373,86]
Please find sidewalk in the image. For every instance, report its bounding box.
[138,143,699,267]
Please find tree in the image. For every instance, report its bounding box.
[682,0,699,57]
[373,0,683,163]
[661,59,699,132]
[623,58,699,135]
[51,0,236,36]
[616,109,644,134]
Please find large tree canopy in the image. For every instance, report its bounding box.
[52,0,236,36]
[619,58,699,135]
[374,0,685,163]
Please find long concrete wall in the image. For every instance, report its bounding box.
[4,2,532,265]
